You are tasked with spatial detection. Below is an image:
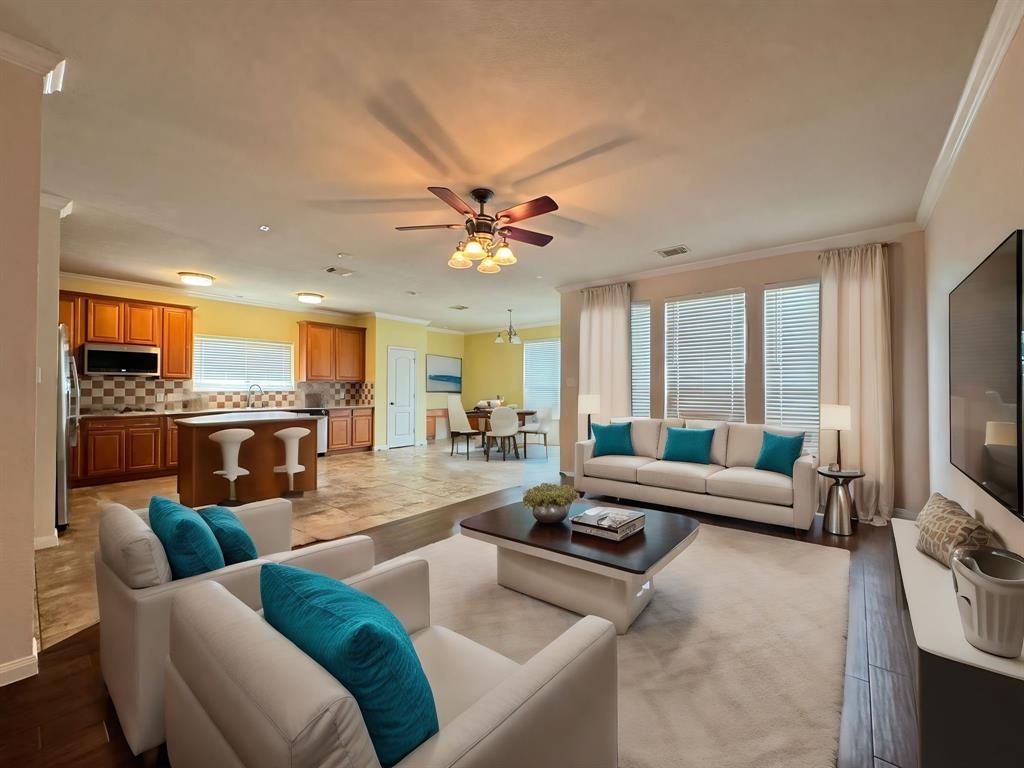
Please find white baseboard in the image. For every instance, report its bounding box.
[0,643,38,687]
[34,530,59,550]
[375,444,389,451]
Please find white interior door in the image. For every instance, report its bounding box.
[387,346,416,448]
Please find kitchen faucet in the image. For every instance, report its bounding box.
[246,384,265,408]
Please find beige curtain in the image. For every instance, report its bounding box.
[819,243,895,523]
[579,283,631,432]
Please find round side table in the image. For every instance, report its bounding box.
[817,467,865,536]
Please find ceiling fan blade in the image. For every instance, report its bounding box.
[428,187,477,217]
[501,226,554,247]
[495,196,559,224]
[396,224,464,231]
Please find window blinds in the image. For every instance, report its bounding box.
[523,338,561,417]
[193,335,295,392]
[665,291,746,421]
[763,282,820,451]
[630,302,651,417]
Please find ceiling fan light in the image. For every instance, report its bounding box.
[464,239,485,259]
[493,242,516,266]
[477,256,501,274]
[447,251,472,269]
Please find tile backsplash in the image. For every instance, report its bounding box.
[79,377,374,412]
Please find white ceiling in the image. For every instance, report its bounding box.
[0,0,994,331]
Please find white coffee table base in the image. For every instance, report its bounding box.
[497,548,653,634]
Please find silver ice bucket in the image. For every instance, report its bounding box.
[951,546,1024,658]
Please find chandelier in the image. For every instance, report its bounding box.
[494,309,521,344]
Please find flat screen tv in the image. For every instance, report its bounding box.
[949,230,1023,517]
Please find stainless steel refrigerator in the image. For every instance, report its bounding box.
[56,323,80,530]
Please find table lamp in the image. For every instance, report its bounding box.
[820,403,851,470]
[578,394,601,439]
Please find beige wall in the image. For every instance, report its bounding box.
[924,23,1024,553]
[34,206,62,549]
[559,230,930,512]
[0,56,43,683]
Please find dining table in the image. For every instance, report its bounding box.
[464,408,536,432]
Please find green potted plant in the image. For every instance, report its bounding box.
[523,482,579,523]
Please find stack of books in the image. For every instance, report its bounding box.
[570,507,646,541]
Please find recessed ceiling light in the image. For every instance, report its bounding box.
[259,224,271,232]
[296,292,324,304]
[337,252,352,259]
[405,290,418,296]
[449,305,469,311]
[536,275,544,279]
[178,272,214,287]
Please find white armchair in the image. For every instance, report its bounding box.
[95,498,375,755]
[166,557,619,768]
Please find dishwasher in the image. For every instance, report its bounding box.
[293,408,329,456]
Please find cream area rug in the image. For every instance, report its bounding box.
[409,524,850,768]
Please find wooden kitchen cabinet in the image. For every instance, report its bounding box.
[299,321,365,382]
[85,425,125,477]
[164,417,179,468]
[328,409,352,450]
[161,306,193,379]
[124,302,162,346]
[86,298,124,343]
[352,408,373,447]
[335,327,366,381]
[299,322,337,381]
[59,293,81,350]
[126,421,162,472]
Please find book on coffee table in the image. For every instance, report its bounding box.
[570,507,646,542]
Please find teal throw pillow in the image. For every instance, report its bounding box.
[662,427,715,464]
[261,563,438,767]
[197,505,258,565]
[148,496,225,579]
[754,431,805,477]
[592,422,634,457]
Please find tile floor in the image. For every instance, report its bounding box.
[35,440,561,649]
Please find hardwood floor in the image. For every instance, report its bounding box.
[2,487,918,767]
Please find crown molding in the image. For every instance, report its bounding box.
[58,272,362,318]
[556,221,920,293]
[373,312,431,326]
[916,0,1024,227]
[0,29,62,77]
[425,326,464,335]
[40,192,73,218]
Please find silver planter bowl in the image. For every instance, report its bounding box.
[531,503,571,524]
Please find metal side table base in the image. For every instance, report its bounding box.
[818,468,865,537]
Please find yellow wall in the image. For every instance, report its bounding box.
[58,276,371,381]
[425,331,465,411]
[372,317,429,446]
[462,325,560,409]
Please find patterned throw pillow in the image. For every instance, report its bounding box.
[915,492,1002,567]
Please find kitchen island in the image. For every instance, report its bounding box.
[176,411,318,507]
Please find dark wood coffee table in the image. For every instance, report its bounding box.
[460,501,700,633]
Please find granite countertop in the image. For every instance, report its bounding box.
[176,411,318,427]
[79,404,372,419]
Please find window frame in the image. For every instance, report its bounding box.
[630,300,652,417]
[192,334,296,392]
[663,287,748,423]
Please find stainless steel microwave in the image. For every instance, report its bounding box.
[83,343,161,377]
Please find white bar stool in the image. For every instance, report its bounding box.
[273,426,310,497]
[209,428,254,505]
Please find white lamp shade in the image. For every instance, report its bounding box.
[985,421,1017,447]
[578,394,601,415]
[820,404,852,431]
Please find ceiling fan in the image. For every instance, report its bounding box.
[396,187,558,273]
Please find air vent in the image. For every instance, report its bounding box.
[324,266,354,277]
[448,304,469,311]
[657,244,690,258]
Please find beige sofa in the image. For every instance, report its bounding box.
[165,557,619,768]
[575,418,818,530]
[95,498,376,755]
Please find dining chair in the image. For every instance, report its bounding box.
[485,406,520,461]
[447,395,482,460]
[519,407,552,458]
